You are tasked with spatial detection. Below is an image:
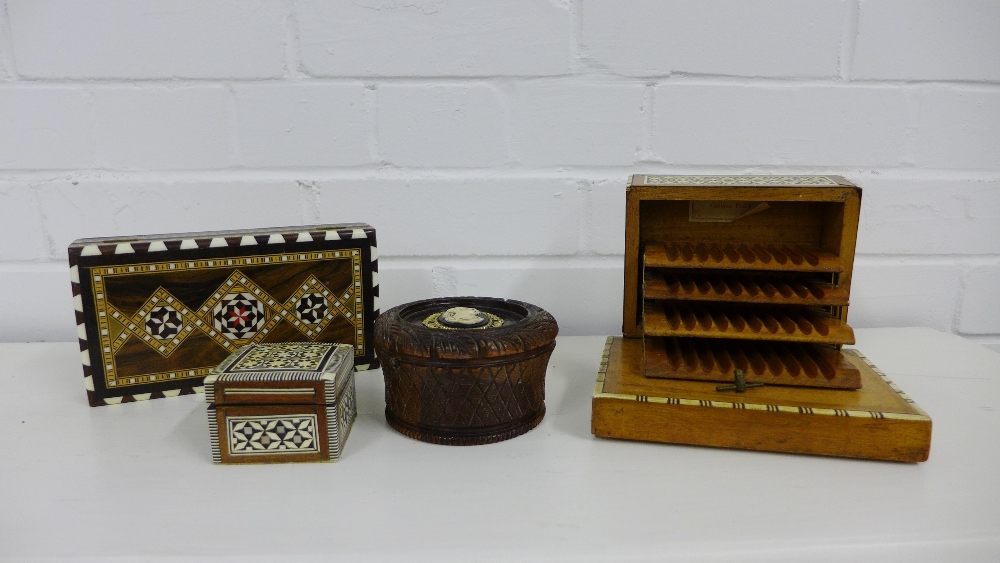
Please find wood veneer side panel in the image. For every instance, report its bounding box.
[838,189,862,323]
[623,187,642,337]
[592,396,931,462]
[640,200,824,247]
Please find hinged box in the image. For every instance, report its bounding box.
[205,342,357,464]
[624,175,862,389]
[593,175,932,461]
[68,223,379,407]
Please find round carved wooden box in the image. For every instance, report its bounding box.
[375,297,558,445]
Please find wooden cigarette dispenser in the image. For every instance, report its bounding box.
[592,175,931,462]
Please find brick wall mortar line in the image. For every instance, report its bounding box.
[0,0,16,80]
[2,168,999,183]
[902,88,921,167]
[223,83,241,168]
[282,0,302,79]
[296,180,321,223]
[493,79,517,166]
[838,0,860,81]
[2,76,1000,89]
[363,83,380,165]
[578,179,593,256]
[569,0,584,73]
[639,84,656,162]
[952,262,973,333]
[0,256,626,272]
[5,255,1000,273]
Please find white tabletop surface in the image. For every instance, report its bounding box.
[1,328,999,562]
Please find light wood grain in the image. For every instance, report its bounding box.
[644,241,843,272]
[619,177,863,383]
[643,336,861,389]
[622,187,642,337]
[592,337,931,462]
[643,300,856,345]
[643,269,849,306]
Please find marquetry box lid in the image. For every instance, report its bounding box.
[68,223,379,407]
[205,342,357,464]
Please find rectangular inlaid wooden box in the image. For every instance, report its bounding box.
[68,224,379,407]
[205,342,357,464]
[593,337,932,462]
[625,175,862,389]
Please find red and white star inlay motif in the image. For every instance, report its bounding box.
[212,292,266,340]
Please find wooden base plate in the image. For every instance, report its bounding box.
[592,337,931,462]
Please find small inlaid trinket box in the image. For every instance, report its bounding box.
[205,342,357,464]
[68,224,379,407]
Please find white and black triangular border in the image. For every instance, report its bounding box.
[69,225,379,407]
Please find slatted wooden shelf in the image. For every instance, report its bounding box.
[643,270,849,306]
[643,301,856,345]
[644,242,843,273]
[643,336,861,389]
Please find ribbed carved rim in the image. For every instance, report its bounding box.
[385,406,546,446]
[374,297,558,361]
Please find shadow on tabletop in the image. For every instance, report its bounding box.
[166,400,213,464]
[549,337,605,442]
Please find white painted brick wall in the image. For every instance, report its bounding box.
[913,87,1000,169]
[580,0,846,78]
[296,0,573,77]
[651,84,911,166]
[0,87,93,169]
[94,87,231,170]
[0,0,997,354]
[234,84,369,167]
[960,266,1000,334]
[588,179,627,256]
[0,265,76,342]
[850,261,963,332]
[0,183,46,260]
[512,80,646,166]
[377,84,507,167]
[316,179,584,255]
[853,0,1000,82]
[7,0,287,79]
[35,180,305,255]
[857,178,1000,255]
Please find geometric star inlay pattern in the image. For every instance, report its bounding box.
[227,415,319,456]
[106,270,352,359]
[89,248,364,389]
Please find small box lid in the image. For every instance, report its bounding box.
[628,174,856,188]
[204,342,354,406]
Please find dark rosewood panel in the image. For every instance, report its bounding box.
[69,224,379,407]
